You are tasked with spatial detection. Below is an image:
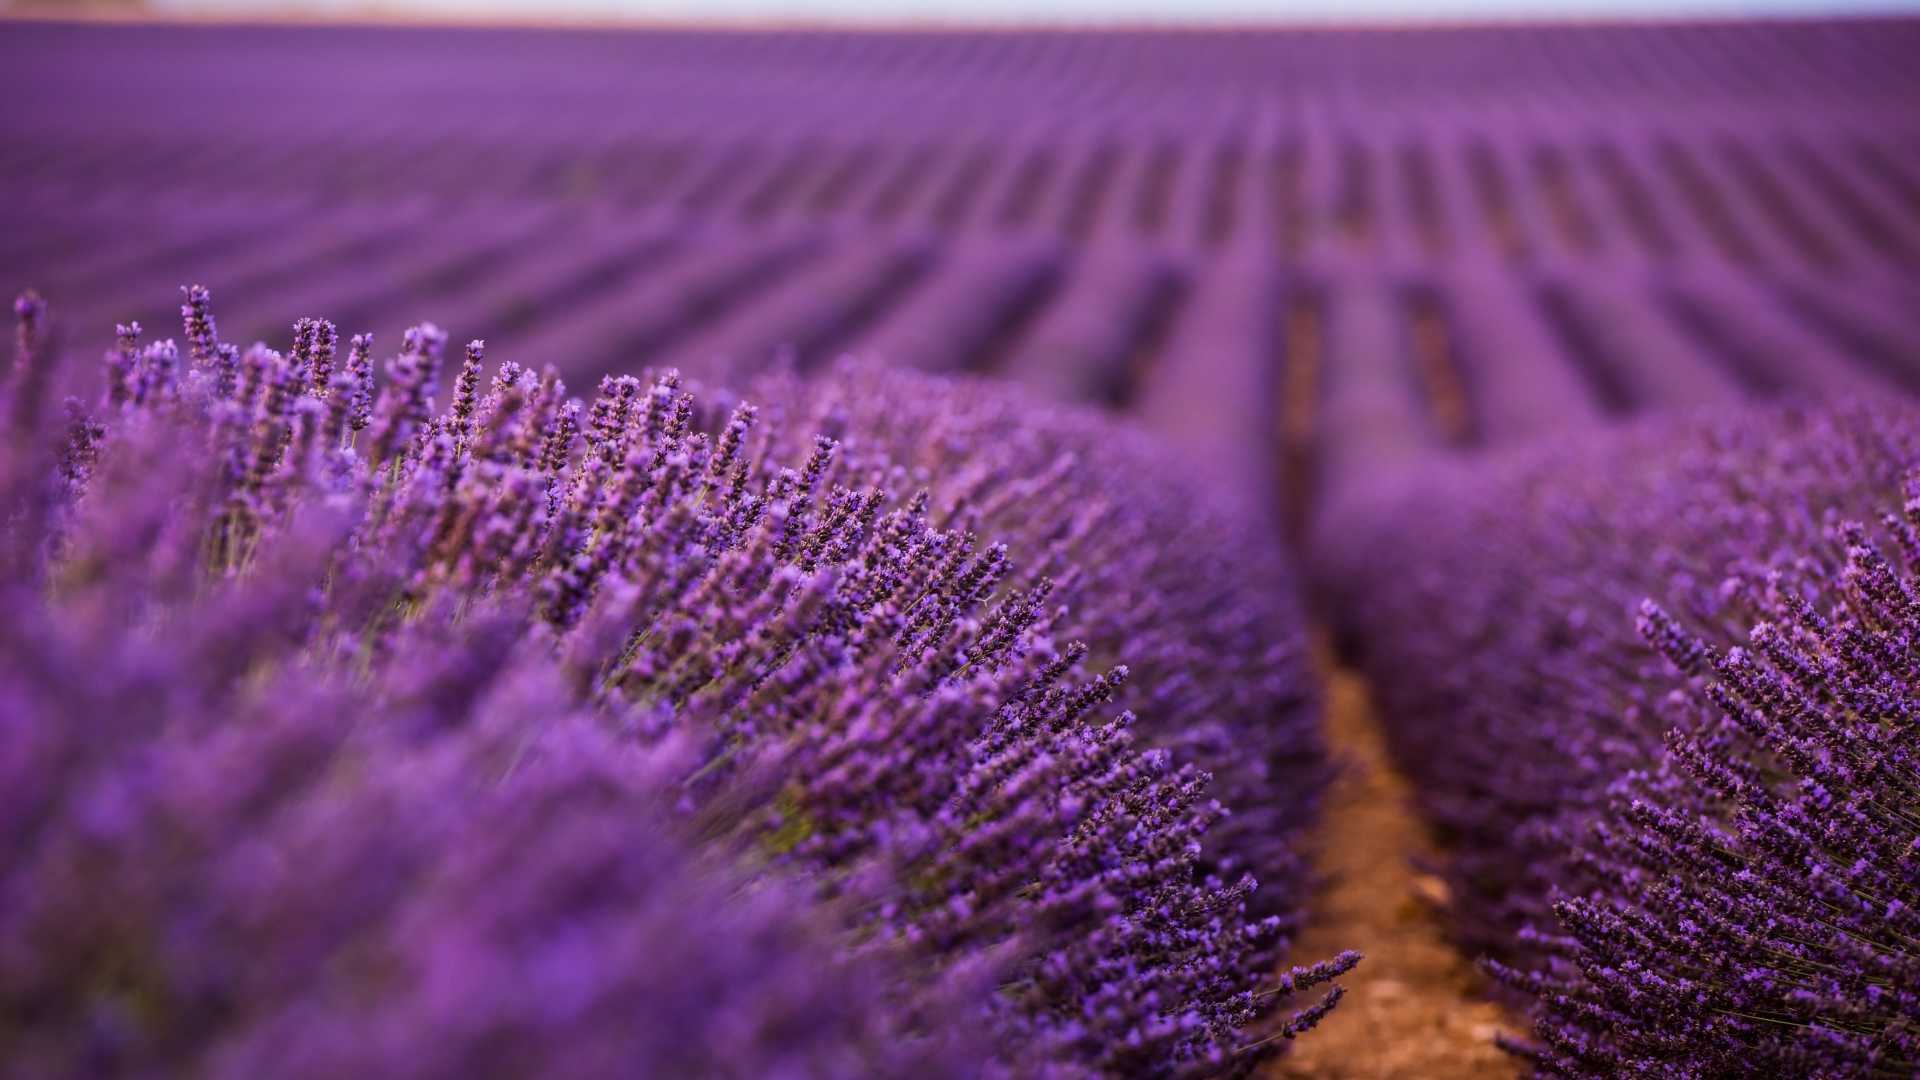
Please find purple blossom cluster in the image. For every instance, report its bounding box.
[1318,400,1920,1074]
[0,286,1348,1076]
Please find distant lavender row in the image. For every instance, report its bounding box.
[1317,400,1920,1074]
[6,21,1920,528]
[13,116,1918,281]
[0,286,1347,1076]
[14,196,1919,540]
[5,19,1915,143]
[9,18,1918,292]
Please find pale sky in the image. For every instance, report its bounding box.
[135,0,1920,24]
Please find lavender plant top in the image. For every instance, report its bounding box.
[1317,400,1920,1076]
[0,287,1349,1077]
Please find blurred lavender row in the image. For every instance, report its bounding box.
[5,19,1919,521]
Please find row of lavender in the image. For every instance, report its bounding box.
[11,182,1912,385]
[6,200,1919,527]
[9,114,1920,279]
[4,24,1919,527]
[6,21,1915,136]
[0,284,1351,1076]
[1320,399,1920,1074]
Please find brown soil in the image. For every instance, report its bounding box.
[1268,659,1524,1080]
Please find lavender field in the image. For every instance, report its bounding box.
[3,12,1920,1078]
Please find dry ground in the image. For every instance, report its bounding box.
[1268,662,1523,1079]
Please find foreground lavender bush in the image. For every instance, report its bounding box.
[0,287,1348,1076]
[1506,502,1920,1075]
[1319,400,1920,1074]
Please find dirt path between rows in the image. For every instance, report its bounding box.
[1268,660,1523,1079]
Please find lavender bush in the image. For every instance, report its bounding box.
[0,286,1349,1077]
[1506,500,1920,1076]
[1318,400,1920,1073]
